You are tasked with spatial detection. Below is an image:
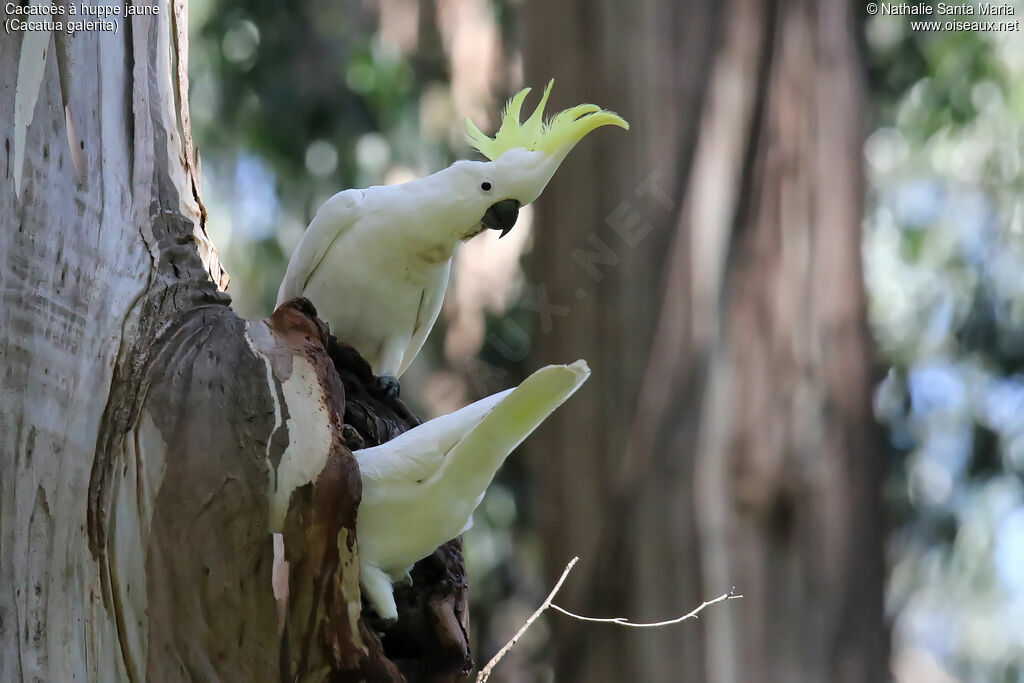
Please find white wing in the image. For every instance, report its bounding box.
[356,361,590,499]
[354,360,591,572]
[398,259,451,377]
[355,387,512,503]
[277,189,364,305]
[423,360,590,496]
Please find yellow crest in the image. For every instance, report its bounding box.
[466,80,629,161]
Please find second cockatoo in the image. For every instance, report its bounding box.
[277,82,627,395]
[355,360,590,623]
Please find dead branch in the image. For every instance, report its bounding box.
[550,589,742,627]
[476,557,580,683]
[476,556,741,682]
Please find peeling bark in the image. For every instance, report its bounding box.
[2,7,469,682]
[273,300,472,682]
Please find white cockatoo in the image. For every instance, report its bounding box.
[277,82,627,395]
[354,360,590,622]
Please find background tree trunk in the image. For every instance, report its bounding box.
[523,0,886,681]
[1,6,468,682]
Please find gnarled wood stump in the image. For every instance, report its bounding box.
[275,298,473,682]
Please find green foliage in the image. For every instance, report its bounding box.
[867,3,1009,138]
[865,7,1024,679]
[190,0,451,318]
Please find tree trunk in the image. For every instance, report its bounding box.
[523,0,886,680]
[1,6,468,682]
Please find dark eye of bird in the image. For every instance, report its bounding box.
[481,181,492,191]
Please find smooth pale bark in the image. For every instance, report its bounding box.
[523,0,885,680]
[1,7,232,680]
[1,6,469,682]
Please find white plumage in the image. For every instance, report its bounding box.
[354,360,591,621]
[277,81,628,380]
[277,151,559,379]
[273,83,626,622]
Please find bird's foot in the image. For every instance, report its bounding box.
[341,424,365,450]
[376,374,401,400]
[392,570,413,588]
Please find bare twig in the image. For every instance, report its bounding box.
[476,556,580,683]
[550,588,742,627]
[476,557,741,682]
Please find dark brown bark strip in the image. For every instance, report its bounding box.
[276,299,472,682]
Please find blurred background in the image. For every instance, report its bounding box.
[188,0,1024,680]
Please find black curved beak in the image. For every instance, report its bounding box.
[481,199,521,238]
